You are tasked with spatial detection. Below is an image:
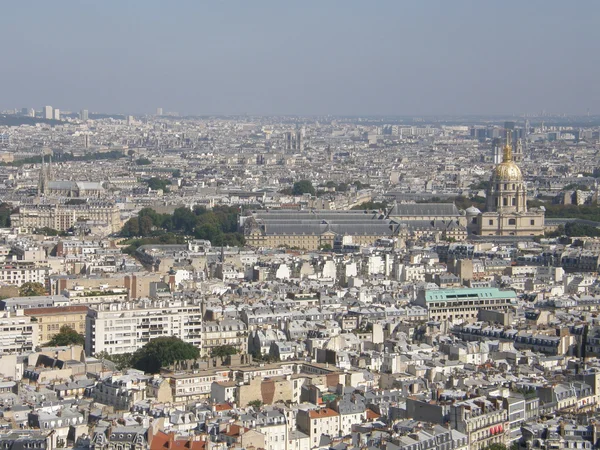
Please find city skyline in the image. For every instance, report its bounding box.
[1,0,599,116]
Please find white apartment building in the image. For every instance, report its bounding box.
[167,369,230,402]
[0,311,39,354]
[85,299,204,356]
[0,262,49,287]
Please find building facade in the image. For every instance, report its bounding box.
[415,287,517,323]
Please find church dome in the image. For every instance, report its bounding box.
[492,161,522,182]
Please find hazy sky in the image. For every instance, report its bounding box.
[2,1,599,116]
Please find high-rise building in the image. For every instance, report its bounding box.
[156,107,163,116]
[43,106,53,120]
[80,109,89,121]
[53,109,60,121]
[491,138,503,164]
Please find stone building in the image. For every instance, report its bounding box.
[470,131,545,236]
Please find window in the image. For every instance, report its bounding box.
[530,220,535,225]
[503,198,508,206]
[508,219,516,225]
[488,220,493,225]
[512,198,516,206]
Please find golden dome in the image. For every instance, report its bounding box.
[491,130,523,182]
[493,161,523,182]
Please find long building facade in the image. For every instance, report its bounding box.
[415,287,517,323]
[11,202,121,233]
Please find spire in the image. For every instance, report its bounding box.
[38,151,46,196]
[503,130,513,163]
[47,153,53,181]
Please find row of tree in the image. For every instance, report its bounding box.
[280,180,370,197]
[120,206,245,250]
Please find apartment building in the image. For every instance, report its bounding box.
[416,287,517,323]
[297,408,341,448]
[167,369,230,402]
[0,311,39,354]
[0,262,49,288]
[24,305,88,343]
[85,299,203,356]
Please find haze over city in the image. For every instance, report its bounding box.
[2,0,599,116]
[3,3,600,450]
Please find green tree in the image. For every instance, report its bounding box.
[121,217,140,237]
[292,180,315,196]
[35,227,59,236]
[482,445,508,450]
[146,177,172,191]
[19,282,47,297]
[211,345,238,358]
[47,325,85,347]
[96,351,133,371]
[0,203,13,227]
[172,207,198,234]
[172,169,182,178]
[564,221,600,237]
[131,336,199,374]
[139,215,154,236]
[336,182,349,192]
[135,158,151,165]
[247,400,263,408]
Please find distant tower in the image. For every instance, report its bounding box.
[513,139,524,163]
[491,138,503,164]
[84,135,89,148]
[295,130,303,152]
[38,152,48,196]
[53,109,60,121]
[47,154,54,181]
[327,145,333,162]
[156,107,163,116]
[80,109,89,121]
[43,106,53,120]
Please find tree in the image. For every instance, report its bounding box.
[121,217,140,237]
[135,158,151,165]
[131,336,199,373]
[0,203,13,227]
[172,169,182,178]
[96,351,133,371]
[19,282,47,297]
[247,400,263,408]
[47,325,85,347]
[146,177,172,191]
[292,180,315,196]
[482,445,508,450]
[211,345,238,358]
[139,215,154,236]
[173,207,198,234]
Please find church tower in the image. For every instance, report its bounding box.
[486,131,527,214]
[38,152,48,196]
[475,130,545,237]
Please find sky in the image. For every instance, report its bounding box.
[1,1,599,116]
